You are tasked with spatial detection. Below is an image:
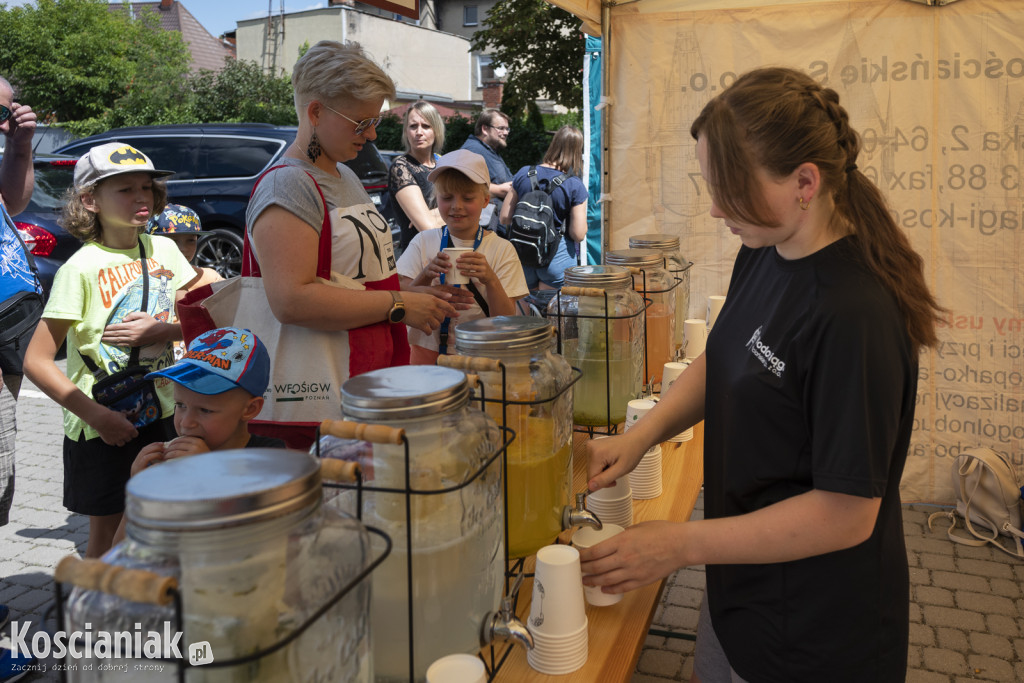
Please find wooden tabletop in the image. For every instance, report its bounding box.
[490,423,706,681]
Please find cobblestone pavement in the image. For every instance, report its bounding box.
[2,372,1023,682]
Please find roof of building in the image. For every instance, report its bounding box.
[111,1,234,73]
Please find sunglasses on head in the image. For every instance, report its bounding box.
[0,104,12,124]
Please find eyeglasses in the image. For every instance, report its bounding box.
[0,104,11,124]
[488,124,510,133]
[321,103,382,136]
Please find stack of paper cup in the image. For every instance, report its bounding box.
[572,524,626,606]
[706,295,727,330]
[426,654,487,683]
[527,545,589,675]
[629,444,663,499]
[585,475,633,528]
[624,398,656,432]
[661,361,694,443]
[681,319,707,360]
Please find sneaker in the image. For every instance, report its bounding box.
[0,646,36,683]
[0,606,8,632]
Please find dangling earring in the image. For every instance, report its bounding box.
[306,129,322,163]
[798,196,810,211]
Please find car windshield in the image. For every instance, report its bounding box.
[26,160,77,213]
[346,144,388,180]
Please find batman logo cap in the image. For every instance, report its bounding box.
[73,141,174,188]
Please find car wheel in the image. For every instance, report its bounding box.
[196,228,244,279]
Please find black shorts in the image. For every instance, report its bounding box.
[62,417,175,517]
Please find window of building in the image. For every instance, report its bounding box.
[463,5,478,26]
[476,54,495,88]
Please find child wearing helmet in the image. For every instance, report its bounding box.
[147,204,223,291]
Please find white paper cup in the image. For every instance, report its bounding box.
[442,247,473,285]
[682,319,707,360]
[426,654,486,683]
[625,398,656,431]
[588,475,631,501]
[571,524,626,607]
[529,545,587,635]
[662,361,689,389]
[706,295,727,329]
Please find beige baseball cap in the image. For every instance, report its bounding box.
[427,149,489,184]
[74,142,174,188]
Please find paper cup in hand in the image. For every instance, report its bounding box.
[682,319,707,360]
[625,398,656,431]
[442,247,473,285]
[426,654,486,683]
[706,295,726,329]
[529,545,587,635]
[572,524,625,606]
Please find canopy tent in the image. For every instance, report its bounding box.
[562,0,1024,503]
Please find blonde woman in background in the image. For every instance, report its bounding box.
[388,100,447,249]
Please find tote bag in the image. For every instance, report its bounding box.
[178,168,405,428]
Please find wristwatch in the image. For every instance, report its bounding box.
[387,290,406,323]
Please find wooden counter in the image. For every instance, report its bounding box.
[491,423,705,681]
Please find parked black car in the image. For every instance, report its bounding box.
[7,154,80,296]
[56,123,398,277]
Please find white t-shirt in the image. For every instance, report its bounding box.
[397,229,528,351]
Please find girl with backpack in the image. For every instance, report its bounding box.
[500,126,589,291]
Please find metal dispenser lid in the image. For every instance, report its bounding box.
[629,233,681,250]
[126,449,322,531]
[563,264,632,288]
[604,248,666,269]
[454,316,554,351]
[342,365,468,420]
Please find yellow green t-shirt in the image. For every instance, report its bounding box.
[42,234,195,440]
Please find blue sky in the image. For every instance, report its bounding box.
[1,1,329,38]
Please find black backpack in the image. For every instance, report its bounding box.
[507,166,568,268]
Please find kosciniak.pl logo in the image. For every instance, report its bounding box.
[9,621,213,666]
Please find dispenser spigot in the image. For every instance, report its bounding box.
[562,492,603,531]
[481,571,534,651]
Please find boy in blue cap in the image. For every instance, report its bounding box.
[132,326,284,473]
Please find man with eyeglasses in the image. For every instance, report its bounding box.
[460,108,513,230]
[0,74,39,682]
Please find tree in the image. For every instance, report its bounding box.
[187,58,297,126]
[470,0,585,114]
[0,0,191,127]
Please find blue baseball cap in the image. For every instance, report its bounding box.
[146,327,270,397]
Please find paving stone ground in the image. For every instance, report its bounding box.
[2,371,1022,681]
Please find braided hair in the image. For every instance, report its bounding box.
[690,67,943,349]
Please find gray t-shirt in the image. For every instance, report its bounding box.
[246,156,397,278]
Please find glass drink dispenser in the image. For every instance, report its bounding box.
[63,448,378,682]
[325,366,506,682]
[548,265,645,427]
[604,248,676,386]
[628,233,693,353]
[449,316,577,558]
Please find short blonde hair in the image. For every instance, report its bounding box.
[402,100,445,156]
[60,180,168,243]
[292,41,396,114]
[432,168,489,202]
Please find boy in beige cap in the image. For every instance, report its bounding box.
[397,149,528,364]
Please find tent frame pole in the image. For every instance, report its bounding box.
[600,2,611,255]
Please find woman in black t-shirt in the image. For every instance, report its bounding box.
[388,100,446,249]
[579,67,944,683]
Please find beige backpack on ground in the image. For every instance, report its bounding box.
[928,447,1024,559]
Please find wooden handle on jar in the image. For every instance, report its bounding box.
[436,355,502,372]
[561,286,607,298]
[55,556,177,606]
[319,419,405,445]
[319,458,361,483]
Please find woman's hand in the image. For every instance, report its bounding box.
[91,408,140,447]
[586,431,647,492]
[101,312,172,347]
[401,290,459,335]
[578,520,686,594]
